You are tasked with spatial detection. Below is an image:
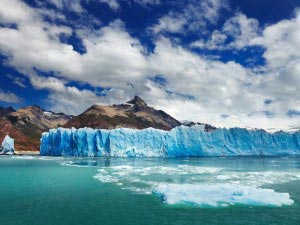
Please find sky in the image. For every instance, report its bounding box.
[0,0,300,131]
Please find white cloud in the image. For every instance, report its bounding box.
[28,73,132,115]
[0,88,22,103]
[150,0,228,34]
[151,15,186,34]
[245,16,300,130]
[78,20,148,88]
[0,2,148,89]
[223,13,260,49]
[190,30,227,50]
[46,0,83,13]
[250,17,300,68]
[0,0,148,114]
[191,13,260,50]
[100,0,160,11]
[99,0,120,11]
[0,0,300,130]
[27,74,110,114]
[147,38,264,123]
[0,0,33,23]
[34,0,102,28]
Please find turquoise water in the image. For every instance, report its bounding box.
[0,156,300,225]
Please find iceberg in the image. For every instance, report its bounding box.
[154,183,294,207]
[1,135,15,155]
[40,126,300,157]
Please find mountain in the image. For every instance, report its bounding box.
[0,105,71,152]
[0,96,181,151]
[0,106,15,117]
[64,96,181,130]
[8,105,71,129]
[2,96,225,152]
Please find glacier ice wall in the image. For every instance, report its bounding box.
[40,126,300,157]
[1,135,15,155]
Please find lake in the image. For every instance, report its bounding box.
[0,156,300,225]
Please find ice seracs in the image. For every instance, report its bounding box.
[1,135,15,155]
[40,126,300,157]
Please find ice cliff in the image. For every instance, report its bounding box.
[1,135,15,155]
[40,126,300,157]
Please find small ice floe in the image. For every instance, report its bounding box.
[153,183,294,207]
[0,135,15,155]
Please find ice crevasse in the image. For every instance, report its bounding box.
[40,126,300,157]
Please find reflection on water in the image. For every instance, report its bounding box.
[105,158,111,167]
[60,156,300,170]
[69,158,111,167]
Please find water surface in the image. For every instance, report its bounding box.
[0,156,300,225]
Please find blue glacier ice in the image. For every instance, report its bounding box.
[1,135,15,155]
[40,126,300,157]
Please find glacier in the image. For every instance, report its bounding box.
[1,135,15,155]
[40,125,300,157]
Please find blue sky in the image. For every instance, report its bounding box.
[0,0,300,130]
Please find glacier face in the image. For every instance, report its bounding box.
[40,126,300,157]
[1,135,15,155]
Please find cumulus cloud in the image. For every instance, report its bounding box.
[246,16,300,126]
[151,15,187,34]
[146,38,267,126]
[27,74,110,115]
[0,1,148,89]
[150,0,229,34]
[250,17,300,68]
[191,13,260,50]
[0,0,299,130]
[190,30,227,50]
[0,0,149,114]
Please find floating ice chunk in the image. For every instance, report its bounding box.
[215,171,300,186]
[91,163,298,207]
[154,183,294,207]
[93,173,119,183]
[1,135,14,155]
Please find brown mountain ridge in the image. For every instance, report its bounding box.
[64,96,181,130]
[0,105,71,152]
[0,96,181,152]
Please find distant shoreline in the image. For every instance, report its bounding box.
[15,151,39,155]
[0,151,39,156]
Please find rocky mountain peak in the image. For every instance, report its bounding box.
[6,106,15,112]
[65,96,181,131]
[127,96,147,107]
[0,106,15,117]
